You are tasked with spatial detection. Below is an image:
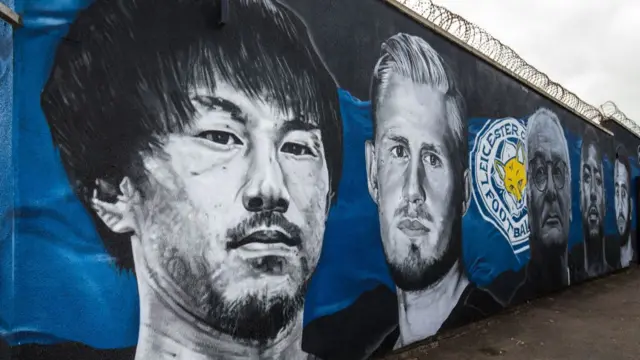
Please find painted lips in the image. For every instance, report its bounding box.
[230,230,300,275]
[543,215,561,227]
[588,207,599,223]
[397,219,430,237]
[228,230,300,249]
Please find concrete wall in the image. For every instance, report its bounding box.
[4,0,638,359]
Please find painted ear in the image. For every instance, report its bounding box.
[91,177,138,234]
[365,140,379,205]
[516,140,525,163]
[325,190,335,218]
[462,168,471,216]
[494,159,506,181]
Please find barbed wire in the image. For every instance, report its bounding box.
[394,0,640,136]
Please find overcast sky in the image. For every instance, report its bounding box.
[432,0,640,123]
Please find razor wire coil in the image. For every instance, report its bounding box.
[396,0,640,135]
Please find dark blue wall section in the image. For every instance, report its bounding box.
[0,0,15,339]
[303,89,395,326]
[4,0,138,348]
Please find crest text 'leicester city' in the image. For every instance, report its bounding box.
[472,117,530,254]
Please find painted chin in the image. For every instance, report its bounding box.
[540,225,563,245]
[617,216,627,233]
[388,233,438,262]
[586,205,600,228]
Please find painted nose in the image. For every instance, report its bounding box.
[589,185,597,202]
[242,150,290,213]
[402,157,426,204]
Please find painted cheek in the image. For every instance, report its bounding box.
[284,163,328,229]
[429,170,451,200]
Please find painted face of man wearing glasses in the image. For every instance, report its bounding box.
[525,109,572,291]
[486,109,572,306]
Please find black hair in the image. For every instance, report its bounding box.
[615,144,631,186]
[581,126,602,164]
[41,0,343,270]
[369,32,468,181]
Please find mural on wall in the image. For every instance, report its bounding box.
[486,109,573,307]
[0,0,13,350]
[364,33,501,349]
[38,0,342,359]
[601,119,640,269]
[614,145,635,267]
[4,0,638,359]
[472,117,530,256]
[572,127,611,282]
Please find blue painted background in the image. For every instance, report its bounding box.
[0,0,14,337]
[3,0,139,348]
[1,0,632,351]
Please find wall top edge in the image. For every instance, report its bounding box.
[0,3,22,27]
[384,0,633,138]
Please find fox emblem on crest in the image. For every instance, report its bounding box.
[494,140,527,203]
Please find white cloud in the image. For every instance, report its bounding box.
[432,0,640,123]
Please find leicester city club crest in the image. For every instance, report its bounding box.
[471,117,530,254]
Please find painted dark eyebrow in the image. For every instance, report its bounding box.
[533,150,544,159]
[385,134,409,148]
[421,143,443,156]
[192,95,247,125]
[279,119,319,134]
[384,135,442,155]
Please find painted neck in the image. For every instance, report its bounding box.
[621,237,634,267]
[396,262,468,347]
[131,237,307,360]
[528,245,569,289]
[584,232,606,273]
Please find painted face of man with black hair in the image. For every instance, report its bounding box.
[614,158,631,238]
[92,77,330,343]
[580,143,604,239]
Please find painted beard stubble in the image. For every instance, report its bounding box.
[385,199,461,292]
[582,205,603,242]
[140,174,309,344]
[618,206,631,247]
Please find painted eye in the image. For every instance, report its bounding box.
[390,145,407,158]
[196,130,243,145]
[425,154,442,167]
[282,142,314,156]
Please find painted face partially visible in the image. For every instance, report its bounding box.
[135,77,330,341]
[580,144,604,239]
[614,159,630,236]
[367,75,459,291]
[526,124,571,248]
